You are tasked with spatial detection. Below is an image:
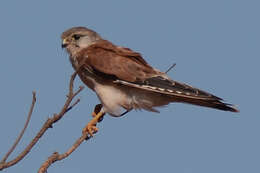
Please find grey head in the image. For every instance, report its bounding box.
[61,26,102,55]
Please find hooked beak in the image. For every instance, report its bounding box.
[61,38,69,48]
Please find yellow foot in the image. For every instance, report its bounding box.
[83,104,105,137]
[83,123,99,137]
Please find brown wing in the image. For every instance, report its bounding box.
[114,76,239,112]
[75,40,239,113]
[77,40,158,82]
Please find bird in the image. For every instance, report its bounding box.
[61,26,239,135]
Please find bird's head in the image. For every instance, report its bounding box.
[61,26,101,55]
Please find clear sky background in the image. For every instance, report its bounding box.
[0,0,259,172]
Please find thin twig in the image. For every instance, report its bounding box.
[0,92,36,164]
[38,132,91,173]
[38,104,104,173]
[0,72,84,171]
[65,98,81,113]
[165,63,176,74]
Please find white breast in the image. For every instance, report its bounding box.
[94,83,131,116]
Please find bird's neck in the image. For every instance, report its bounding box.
[66,45,83,57]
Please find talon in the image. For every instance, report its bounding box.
[83,123,99,137]
[82,105,105,137]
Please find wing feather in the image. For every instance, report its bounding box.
[77,40,157,82]
[114,76,239,112]
[74,40,238,113]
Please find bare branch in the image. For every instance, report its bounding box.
[165,63,176,74]
[0,72,84,171]
[65,98,81,113]
[38,132,91,173]
[0,92,36,164]
[38,104,104,173]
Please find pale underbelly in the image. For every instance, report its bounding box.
[94,83,131,116]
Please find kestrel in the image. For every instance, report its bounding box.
[61,27,239,135]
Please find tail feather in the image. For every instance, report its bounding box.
[114,76,239,113]
[173,96,239,112]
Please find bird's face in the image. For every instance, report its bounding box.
[61,27,101,55]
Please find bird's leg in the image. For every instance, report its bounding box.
[91,104,104,122]
[83,104,105,137]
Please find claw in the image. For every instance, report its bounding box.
[83,104,105,137]
[82,124,99,137]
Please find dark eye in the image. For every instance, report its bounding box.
[73,34,81,40]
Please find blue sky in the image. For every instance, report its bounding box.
[0,0,259,172]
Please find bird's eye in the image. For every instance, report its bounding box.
[73,34,81,40]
